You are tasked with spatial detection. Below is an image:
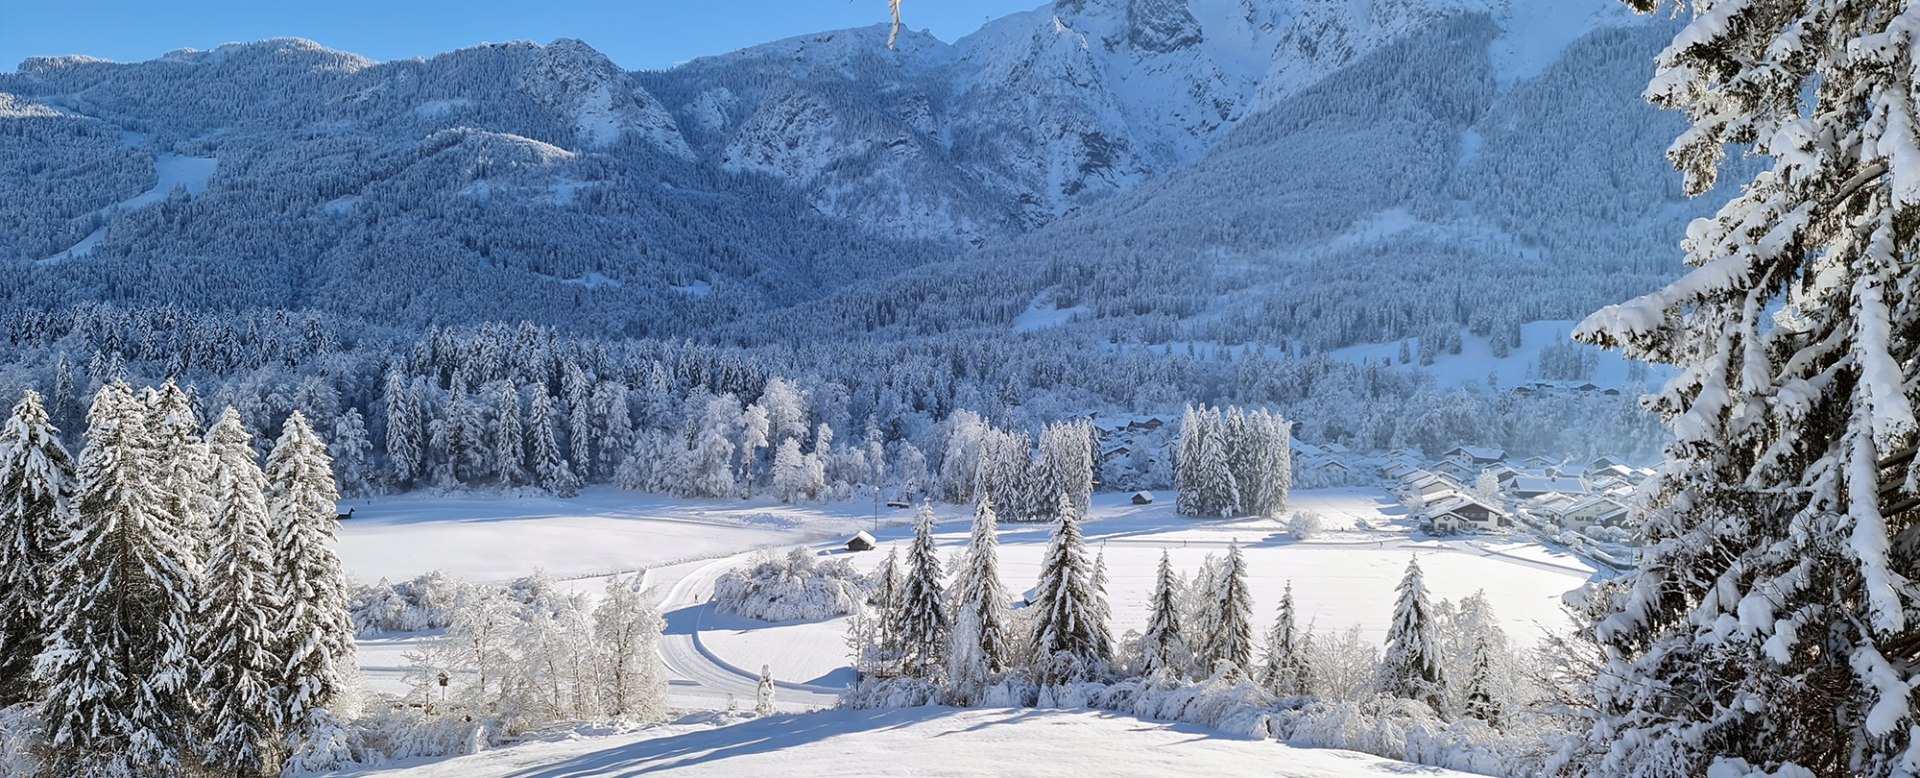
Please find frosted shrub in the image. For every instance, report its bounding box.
[1288,510,1326,540]
[350,571,462,635]
[713,547,868,622]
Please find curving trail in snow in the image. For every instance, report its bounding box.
[654,552,848,712]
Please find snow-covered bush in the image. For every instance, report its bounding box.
[1270,695,1531,776]
[340,704,497,767]
[1287,510,1326,541]
[712,548,868,622]
[349,571,462,635]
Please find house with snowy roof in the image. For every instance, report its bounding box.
[1426,492,1511,533]
[1510,475,1588,500]
[1443,445,1506,466]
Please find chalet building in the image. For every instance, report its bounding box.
[1442,446,1506,466]
[1426,492,1511,533]
[846,531,877,552]
[1510,476,1587,499]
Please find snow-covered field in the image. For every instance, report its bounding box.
[340,487,1597,723]
[325,706,1480,778]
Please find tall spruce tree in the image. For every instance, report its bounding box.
[892,503,948,678]
[1198,541,1254,677]
[265,412,355,757]
[0,391,76,707]
[1568,1,1920,774]
[1262,580,1312,697]
[1138,551,1191,681]
[1379,556,1444,711]
[947,493,1012,699]
[382,369,424,488]
[1030,490,1111,679]
[1176,406,1239,518]
[197,408,285,776]
[146,381,211,564]
[38,382,200,776]
[529,389,581,497]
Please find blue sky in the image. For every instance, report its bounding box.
[0,1,1045,72]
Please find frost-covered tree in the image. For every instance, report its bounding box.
[1030,490,1110,680]
[383,369,425,488]
[737,403,770,498]
[1196,541,1254,678]
[592,381,632,481]
[892,504,948,678]
[330,407,375,497]
[1378,556,1443,711]
[487,381,527,487]
[529,389,580,497]
[594,574,667,722]
[196,408,285,776]
[38,382,199,777]
[1176,405,1237,518]
[146,381,211,563]
[1262,581,1312,697]
[431,383,486,487]
[1137,551,1191,682]
[759,377,809,444]
[265,411,355,761]
[1565,2,1920,774]
[0,391,75,707]
[947,493,1011,701]
[771,437,808,503]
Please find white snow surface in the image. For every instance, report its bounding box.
[39,152,218,263]
[322,706,1480,778]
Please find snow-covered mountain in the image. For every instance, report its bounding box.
[0,0,1692,347]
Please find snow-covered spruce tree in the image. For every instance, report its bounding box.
[1197,541,1254,678]
[1030,491,1111,682]
[489,381,527,488]
[529,389,581,498]
[264,411,356,765]
[0,391,75,707]
[772,437,807,503]
[892,504,948,678]
[1463,632,1501,728]
[755,664,775,717]
[382,368,425,488]
[947,493,1012,702]
[1176,406,1238,518]
[330,407,375,497]
[1566,2,1920,774]
[1090,548,1113,662]
[1137,551,1192,682]
[594,573,667,721]
[37,382,199,776]
[593,381,632,482]
[196,408,286,776]
[1378,556,1443,711]
[1261,580,1312,697]
[146,381,212,564]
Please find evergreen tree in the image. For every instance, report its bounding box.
[868,546,904,671]
[1261,581,1312,697]
[1463,632,1501,728]
[1138,551,1191,682]
[737,403,770,498]
[947,493,1012,699]
[1197,541,1254,677]
[1176,406,1238,518]
[329,407,374,497]
[146,381,211,564]
[593,381,632,481]
[892,504,948,678]
[490,381,527,487]
[0,391,76,707]
[771,437,807,503]
[529,390,580,497]
[1379,556,1443,711]
[1030,490,1110,680]
[382,369,424,488]
[265,412,355,760]
[1567,1,1920,773]
[197,408,285,776]
[38,382,200,777]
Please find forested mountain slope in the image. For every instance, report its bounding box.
[0,0,1687,352]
